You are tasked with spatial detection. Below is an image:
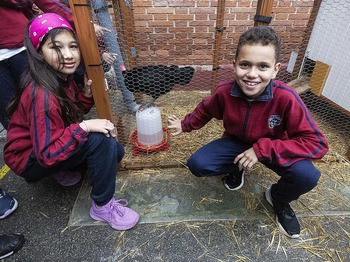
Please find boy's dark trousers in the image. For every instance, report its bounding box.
[187,137,321,204]
[20,133,124,206]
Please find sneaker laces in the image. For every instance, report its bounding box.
[110,199,128,217]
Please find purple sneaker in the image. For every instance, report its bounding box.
[0,188,18,219]
[52,171,82,186]
[90,198,139,230]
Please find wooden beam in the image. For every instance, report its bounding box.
[69,0,114,121]
[254,0,274,26]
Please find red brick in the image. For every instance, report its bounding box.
[189,21,215,27]
[273,7,297,13]
[195,14,209,20]
[153,14,168,20]
[275,13,288,20]
[175,7,190,14]
[292,1,314,7]
[133,7,146,14]
[150,33,174,39]
[169,27,194,33]
[134,14,153,20]
[194,39,208,44]
[225,1,237,7]
[133,1,153,7]
[168,14,194,20]
[189,7,216,14]
[278,1,292,7]
[154,0,168,7]
[168,1,196,7]
[154,28,168,33]
[175,21,188,27]
[238,1,251,7]
[134,21,147,27]
[236,13,249,20]
[148,21,174,27]
[148,8,174,14]
[197,1,210,7]
[289,13,311,20]
[156,50,170,56]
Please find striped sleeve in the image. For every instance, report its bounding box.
[29,83,88,167]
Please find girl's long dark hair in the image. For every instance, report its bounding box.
[6,25,84,126]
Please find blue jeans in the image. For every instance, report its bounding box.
[187,138,321,204]
[20,133,124,206]
[0,50,28,129]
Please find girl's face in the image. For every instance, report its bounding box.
[233,44,281,99]
[40,31,81,79]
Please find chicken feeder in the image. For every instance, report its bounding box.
[131,107,170,156]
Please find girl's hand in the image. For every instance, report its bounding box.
[167,115,182,136]
[84,74,92,97]
[234,147,258,171]
[80,119,117,137]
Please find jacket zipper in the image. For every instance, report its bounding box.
[242,101,252,139]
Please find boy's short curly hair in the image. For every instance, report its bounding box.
[235,26,281,63]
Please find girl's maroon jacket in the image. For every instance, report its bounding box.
[4,79,94,175]
[181,80,329,167]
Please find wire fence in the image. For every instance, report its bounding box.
[77,0,350,168]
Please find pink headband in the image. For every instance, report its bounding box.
[29,13,74,50]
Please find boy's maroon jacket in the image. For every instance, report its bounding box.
[181,80,328,167]
[4,79,94,175]
[0,0,74,49]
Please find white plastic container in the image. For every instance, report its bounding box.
[136,107,163,146]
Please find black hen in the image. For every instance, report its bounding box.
[122,65,195,107]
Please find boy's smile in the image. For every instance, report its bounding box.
[233,44,281,99]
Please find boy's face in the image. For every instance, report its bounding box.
[233,44,281,99]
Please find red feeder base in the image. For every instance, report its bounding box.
[130,128,170,156]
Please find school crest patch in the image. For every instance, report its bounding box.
[268,115,282,129]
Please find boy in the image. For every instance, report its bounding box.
[167,26,328,238]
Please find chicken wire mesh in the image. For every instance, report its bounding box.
[81,0,349,167]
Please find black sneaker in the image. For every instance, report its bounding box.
[0,233,25,259]
[222,170,245,191]
[265,185,300,238]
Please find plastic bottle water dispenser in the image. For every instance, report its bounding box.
[136,107,163,146]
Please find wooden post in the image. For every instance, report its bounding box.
[291,0,322,80]
[112,0,137,70]
[211,0,226,94]
[69,0,114,121]
[254,0,274,26]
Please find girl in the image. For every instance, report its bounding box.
[4,13,139,231]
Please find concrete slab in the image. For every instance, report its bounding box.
[69,164,350,227]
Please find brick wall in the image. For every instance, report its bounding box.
[114,0,314,67]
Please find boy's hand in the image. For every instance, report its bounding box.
[234,147,258,171]
[167,115,182,136]
[84,74,92,97]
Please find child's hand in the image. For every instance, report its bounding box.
[93,24,111,37]
[234,147,258,171]
[102,52,117,65]
[84,74,92,97]
[80,119,117,138]
[167,115,182,136]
